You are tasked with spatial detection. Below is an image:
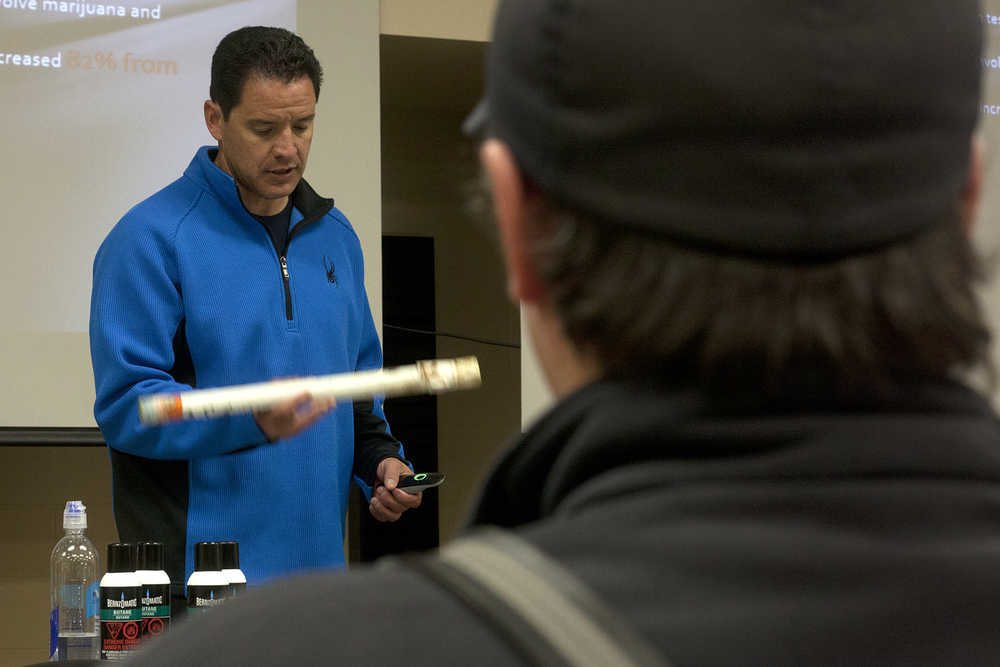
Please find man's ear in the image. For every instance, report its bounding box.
[961,134,985,236]
[480,139,545,303]
[204,100,224,142]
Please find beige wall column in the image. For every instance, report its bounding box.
[380,0,554,427]
[300,1,383,327]
[381,0,498,41]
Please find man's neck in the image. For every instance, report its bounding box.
[211,148,290,216]
[524,303,601,398]
[239,190,289,217]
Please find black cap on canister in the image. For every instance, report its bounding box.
[219,541,240,570]
[107,542,135,573]
[137,541,165,571]
[193,541,222,571]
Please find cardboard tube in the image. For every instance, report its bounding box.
[138,357,481,425]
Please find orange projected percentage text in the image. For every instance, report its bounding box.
[94,51,116,70]
[65,50,116,71]
[64,50,178,76]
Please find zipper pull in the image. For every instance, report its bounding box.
[280,256,290,280]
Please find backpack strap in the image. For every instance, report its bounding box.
[398,528,672,667]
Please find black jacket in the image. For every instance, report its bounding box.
[129,378,1000,666]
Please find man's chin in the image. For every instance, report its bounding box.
[262,179,300,200]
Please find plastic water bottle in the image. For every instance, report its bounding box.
[49,500,100,661]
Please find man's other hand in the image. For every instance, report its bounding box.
[369,457,422,522]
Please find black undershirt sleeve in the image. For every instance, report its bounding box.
[352,400,408,486]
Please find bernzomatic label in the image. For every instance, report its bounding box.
[186,584,229,613]
[139,583,170,639]
[100,585,141,660]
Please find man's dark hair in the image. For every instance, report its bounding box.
[524,194,992,401]
[210,26,323,119]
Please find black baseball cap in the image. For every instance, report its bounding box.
[467,0,983,259]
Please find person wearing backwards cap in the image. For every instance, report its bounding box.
[127,1,1000,665]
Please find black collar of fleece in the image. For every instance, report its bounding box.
[467,377,1000,527]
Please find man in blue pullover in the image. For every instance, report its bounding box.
[89,26,420,610]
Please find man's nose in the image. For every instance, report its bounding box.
[272,128,296,158]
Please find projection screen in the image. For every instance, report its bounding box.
[0,0,382,430]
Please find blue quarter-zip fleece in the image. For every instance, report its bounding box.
[90,146,398,587]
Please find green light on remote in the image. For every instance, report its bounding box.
[414,473,427,481]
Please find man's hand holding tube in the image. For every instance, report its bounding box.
[254,391,336,442]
